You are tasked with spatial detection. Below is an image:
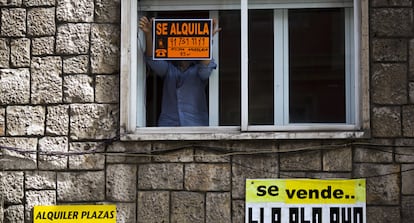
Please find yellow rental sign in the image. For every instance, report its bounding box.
[33,205,116,223]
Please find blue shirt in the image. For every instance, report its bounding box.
[146,57,217,126]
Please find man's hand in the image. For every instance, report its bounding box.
[139,16,153,34]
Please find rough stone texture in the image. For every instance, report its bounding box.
[116,203,136,223]
[402,164,414,195]
[410,39,414,80]
[0,68,30,104]
[57,171,105,201]
[25,190,56,222]
[371,106,401,137]
[232,200,245,223]
[0,137,37,170]
[367,206,401,223]
[409,82,414,103]
[372,38,407,62]
[96,75,119,103]
[46,105,69,135]
[6,106,45,136]
[27,7,55,36]
[56,23,90,55]
[280,150,321,171]
[68,142,105,169]
[32,37,54,55]
[91,24,120,74]
[353,164,400,205]
[106,164,137,202]
[138,163,183,190]
[106,141,151,163]
[31,56,62,104]
[3,205,24,223]
[185,163,231,191]
[232,154,278,199]
[371,63,407,105]
[395,139,414,162]
[0,108,4,136]
[1,8,26,37]
[206,192,231,223]
[25,171,56,190]
[69,104,118,140]
[171,191,204,223]
[95,0,120,23]
[371,8,413,37]
[371,0,412,6]
[354,139,394,163]
[38,136,68,170]
[10,38,30,67]
[402,196,414,223]
[63,55,89,74]
[63,75,94,103]
[402,105,414,137]
[23,0,55,6]
[323,147,352,171]
[0,0,22,6]
[56,0,94,22]
[0,171,24,204]
[0,38,9,68]
[137,191,169,223]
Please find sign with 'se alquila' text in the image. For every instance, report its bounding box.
[33,205,116,223]
[246,179,366,223]
[153,18,212,60]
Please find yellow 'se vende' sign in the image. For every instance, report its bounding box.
[33,205,116,223]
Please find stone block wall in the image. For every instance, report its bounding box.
[0,0,414,223]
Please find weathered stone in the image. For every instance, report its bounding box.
[409,82,414,103]
[56,0,94,22]
[396,139,414,162]
[3,205,24,222]
[409,39,414,80]
[27,7,55,36]
[95,0,120,23]
[0,68,30,104]
[206,193,231,223]
[402,196,414,223]
[232,200,245,223]
[152,147,193,163]
[323,147,352,171]
[69,142,105,169]
[116,203,136,223]
[25,171,56,190]
[63,75,94,103]
[185,163,231,191]
[281,150,321,171]
[46,105,69,136]
[371,8,413,37]
[0,137,37,169]
[106,164,137,202]
[280,171,352,179]
[367,206,400,223]
[91,24,120,74]
[354,139,394,163]
[57,171,105,201]
[372,106,401,137]
[171,192,204,223]
[0,172,24,204]
[24,0,55,6]
[70,104,118,140]
[1,8,26,37]
[10,38,30,67]
[56,23,90,55]
[402,164,414,195]
[6,106,45,136]
[403,105,414,137]
[138,163,183,190]
[96,75,119,103]
[0,38,9,68]
[25,190,56,222]
[137,191,169,223]
[353,164,400,205]
[0,108,4,136]
[38,136,68,170]
[371,0,412,6]
[372,39,407,62]
[232,154,278,199]
[31,56,63,104]
[0,0,22,6]
[63,55,89,74]
[372,63,407,104]
[32,37,54,55]
[106,141,151,163]
[194,148,229,163]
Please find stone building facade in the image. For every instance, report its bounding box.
[0,0,414,222]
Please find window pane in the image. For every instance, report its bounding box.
[248,9,274,125]
[288,8,346,123]
[219,10,241,126]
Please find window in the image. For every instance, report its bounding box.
[120,0,369,140]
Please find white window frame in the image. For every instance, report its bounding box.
[120,0,370,140]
